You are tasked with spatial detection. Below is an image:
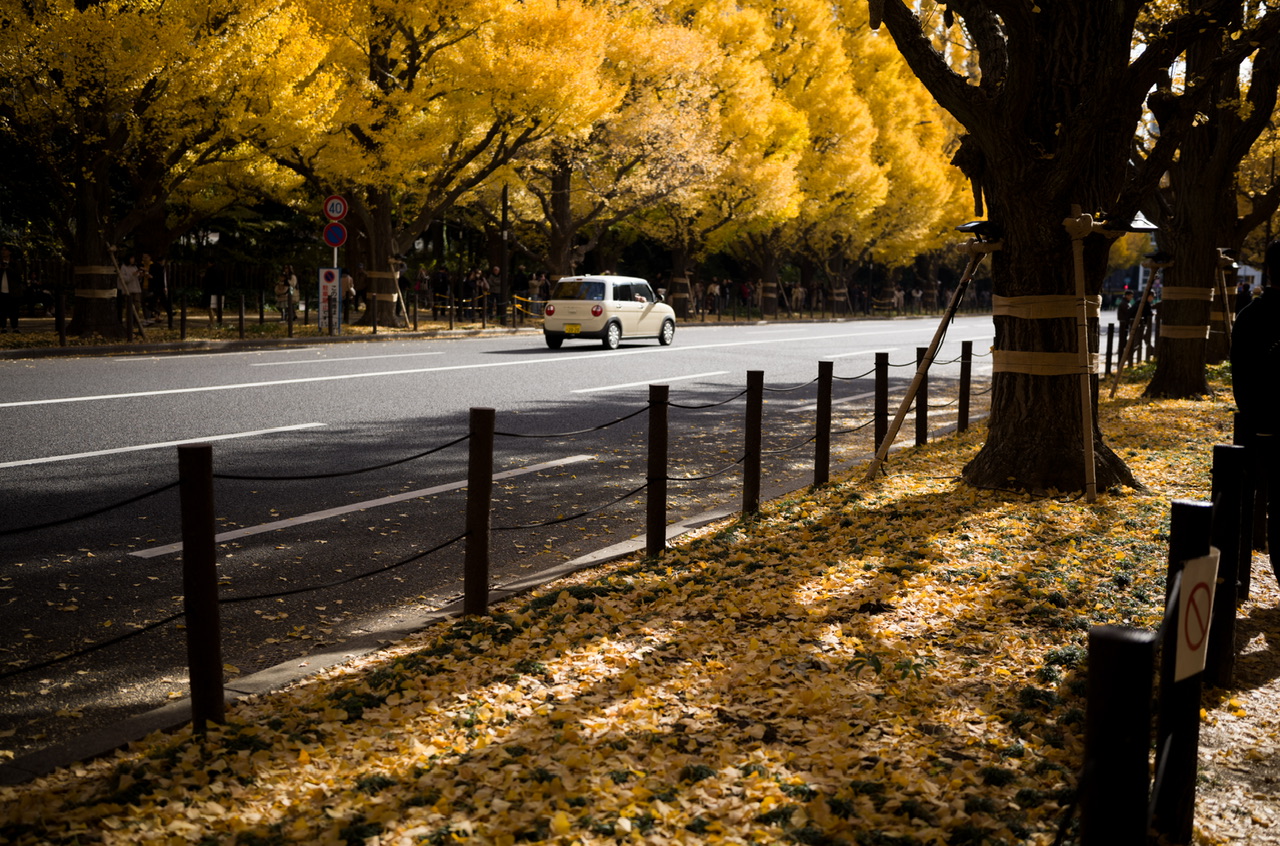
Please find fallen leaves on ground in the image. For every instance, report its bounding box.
[1,369,1265,845]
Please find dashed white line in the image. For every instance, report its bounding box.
[130,454,596,558]
[572,371,729,394]
[0,423,327,469]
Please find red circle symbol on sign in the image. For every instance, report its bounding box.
[323,222,348,248]
[1184,581,1212,652]
[323,269,337,282]
[323,195,348,221]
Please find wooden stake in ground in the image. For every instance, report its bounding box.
[861,238,997,482]
[1064,207,1097,503]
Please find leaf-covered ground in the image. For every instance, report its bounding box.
[2,369,1269,845]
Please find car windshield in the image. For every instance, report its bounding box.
[551,280,605,301]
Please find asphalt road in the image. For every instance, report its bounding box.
[0,316,993,761]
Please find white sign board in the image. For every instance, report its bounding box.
[1175,547,1220,682]
[318,268,342,334]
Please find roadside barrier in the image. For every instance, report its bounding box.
[0,349,989,735]
[1076,438,1258,844]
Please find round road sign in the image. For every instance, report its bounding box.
[323,222,348,248]
[323,195,348,221]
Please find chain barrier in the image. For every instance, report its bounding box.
[213,434,470,482]
[493,482,649,531]
[495,406,648,439]
[0,481,180,537]
[669,388,749,410]
[665,455,746,483]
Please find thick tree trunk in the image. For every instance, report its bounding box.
[1144,219,1216,398]
[66,178,124,339]
[960,185,1140,493]
[546,157,578,277]
[356,189,407,329]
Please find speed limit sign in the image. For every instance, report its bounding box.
[323,195,348,222]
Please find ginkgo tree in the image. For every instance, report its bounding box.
[267,0,622,327]
[866,0,1280,493]
[728,0,886,310]
[1140,1,1280,396]
[0,0,313,337]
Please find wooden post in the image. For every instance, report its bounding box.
[1233,415,1257,600]
[814,361,832,487]
[646,384,669,558]
[1064,207,1098,502]
[238,294,246,339]
[915,347,929,446]
[743,371,763,515]
[178,444,224,732]
[463,408,495,616]
[874,352,889,451]
[958,340,972,432]
[1105,323,1115,378]
[1152,499,1214,844]
[1080,625,1156,845]
[1208,444,1246,688]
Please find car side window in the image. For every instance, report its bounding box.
[611,284,629,302]
[636,285,655,303]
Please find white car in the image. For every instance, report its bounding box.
[542,274,676,350]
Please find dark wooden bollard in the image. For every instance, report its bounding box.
[915,347,928,446]
[646,384,669,558]
[743,371,763,515]
[1080,625,1156,845]
[814,361,832,487]
[1153,499,1214,844]
[1208,444,1247,688]
[958,340,972,432]
[874,352,889,450]
[463,408,495,616]
[178,444,224,732]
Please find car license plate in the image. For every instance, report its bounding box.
[564,323,581,334]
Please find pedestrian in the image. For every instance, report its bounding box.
[0,245,26,333]
[119,254,142,324]
[275,265,298,319]
[203,262,227,324]
[1237,278,1254,314]
[1231,239,1280,569]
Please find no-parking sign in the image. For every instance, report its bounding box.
[323,221,348,248]
[1174,547,1220,682]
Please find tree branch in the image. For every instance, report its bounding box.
[875,0,988,130]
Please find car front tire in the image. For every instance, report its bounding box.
[602,322,622,350]
[658,319,675,346]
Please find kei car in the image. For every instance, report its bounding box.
[542,274,676,350]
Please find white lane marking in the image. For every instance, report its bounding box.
[827,348,900,358]
[2,328,946,409]
[250,352,446,367]
[788,391,877,413]
[130,454,595,558]
[114,348,320,361]
[572,371,728,394]
[0,424,327,469]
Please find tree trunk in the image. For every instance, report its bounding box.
[355,189,407,329]
[66,176,125,339]
[960,181,1139,493]
[546,156,578,277]
[1143,218,1216,398]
